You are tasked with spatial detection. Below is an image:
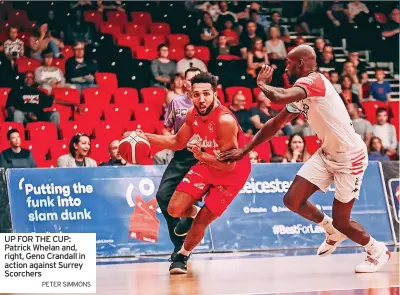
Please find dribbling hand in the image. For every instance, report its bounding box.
[217,148,245,162]
[257,65,274,86]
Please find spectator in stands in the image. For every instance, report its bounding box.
[222,20,239,46]
[341,61,363,100]
[291,118,316,136]
[99,140,127,166]
[249,9,268,37]
[176,44,207,76]
[329,70,342,93]
[347,1,369,21]
[153,149,174,165]
[282,133,311,163]
[198,12,219,48]
[228,93,252,136]
[164,74,185,112]
[239,20,265,58]
[372,108,398,157]
[3,26,24,63]
[56,133,97,167]
[65,41,98,93]
[270,12,291,44]
[0,129,36,169]
[6,71,78,132]
[215,1,239,32]
[29,22,64,61]
[314,37,326,64]
[382,8,399,73]
[195,1,220,22]
[247,37,269,78]
[96,0,125,12]
[34,50,71,94]
[296,0,325,34]
[340,75,361,107]
[348,51,367,75]
[347,103,372,145]
[151,44,177,88]
[248,2,269,29]
[325,1,351,45]
[368,136,390,161]
[249,150,260,164]
[370,69,392,102]
[212,35,232,59]
[318,46,337,72]
[265,27,287,61]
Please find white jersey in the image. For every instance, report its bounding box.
[286,72,365,155]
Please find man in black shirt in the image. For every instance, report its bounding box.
[0,129,36,168]
[99,140,128,166]
[239,20,266,58]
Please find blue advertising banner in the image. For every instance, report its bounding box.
[210,162,395,252]
[6,166,212,257]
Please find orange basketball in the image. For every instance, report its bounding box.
[119,132,151,164]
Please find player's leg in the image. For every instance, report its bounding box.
[332,172,390,272]
[168,191,201,219]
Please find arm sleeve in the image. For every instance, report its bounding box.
[293,73,326,98]
[390,125,398,149]
[0,153,9,168]
[151,60,160,78]
[28,152,37,168]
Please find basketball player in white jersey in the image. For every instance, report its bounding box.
[218,44,391,273]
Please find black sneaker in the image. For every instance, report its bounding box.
[174,218,193,237]
[168,251,178,262]
[169,253,189,274]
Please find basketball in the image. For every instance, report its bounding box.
[118,131,151,164]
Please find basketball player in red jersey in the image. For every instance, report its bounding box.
[218,45,390,273]
[135,72,251,274]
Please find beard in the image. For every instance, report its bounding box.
[195,99,215,116]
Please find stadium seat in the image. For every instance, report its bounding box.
[49,140,69,161]
[120,59,152,88]
[216,86,225,103]
[253,141,271,163]
[21,140,49,162]
[216,55,241,61]
[26,122,58,142]
[140,87,167,108]
[130,12,152,26]
[93,122,124,141]
[271,136,289,156]
[19,32,32,44]
[156,120,165,135]
[132,104,161,121]
[82,88,112,107]
[113,88,139,107]
[15,58,41,73]
[0,88,11,108]
[150,22,171,36]
[305,135,322,155]
[60,121,94,141]
[43,104,73,123]
[168,46,185,61]
[389,101,399,119]
[103,104,133,122]
[95,72,119,90]
[53,88,80,105]
[39,159,57,168]
[225,87,253,109]
[134,46,158,60]
[62,46,74,59]
[7,10,29,27]
[125,23,148,36]
[52,58,66,73]
[125,120,157,134]
[195,46,210,63]
[0,122,25,141]
[143,34,166,47]
[89,140,110,164]
[100,23,123,39]
[107,11,128,24]
[73,104,103,124]
[167,34,190,47]
[84,11,103,27]
[117,35,141,52]
[362,101,388,125]
[252,87,283,111]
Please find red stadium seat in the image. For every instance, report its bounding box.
[21,140,49,162]
[52,58,66,73]
[43,104,73,122]
[53,88,80,105]
[89,140,110,164]
[134,46,158,60]
[389,101,399,120]
[103,104,133,122]
[362,101,388,125]
[49,140,69,160]
[168,46,184,61]
[7,10,29,27]
[113,88,139,107]
[130,12,152,26]
[93,121,124,141]
[117,35,141,52]
[16,58,41,73]
[253,141,271,163]
[39,159,57,168]
[0,122,25,141]
[62,46,74,59]
[95,72,119,90]
[150,23,171,36]
[125,120,157,134]
[252,87,283,111]
[305,135,322,155]
[216,54,241,60]
[82,88,112,107]
[19,32,32,44]
[26,122,58,142]
[167,34,190,47]
[271,136,289,156]
[195,46,210,63]
[225,87,253,109]
[140,87,167,108]
[156,120,165,135]
[61,121,94,141]
[74,104,103,124]
[100,23,123,39]
[0,88,11,108]
[84,11,103,27]
[107,11,128,24]
[143,34,166,47]
[125,23,148,36]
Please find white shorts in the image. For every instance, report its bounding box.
[297,147,368,203]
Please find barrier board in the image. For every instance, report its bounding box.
[6,166,212,257]
[210,162,395,251]
[0,168,11,233]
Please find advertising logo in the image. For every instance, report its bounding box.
[243,207,267,214]
[272,224,325,235]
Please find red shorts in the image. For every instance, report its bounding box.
[176,162,250,216]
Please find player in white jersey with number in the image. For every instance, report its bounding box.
[218,44,391,273]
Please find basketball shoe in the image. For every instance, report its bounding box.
[174,217,194,236]
[169,253,189,274]
[317,229,347,256]
[355,242,391,273]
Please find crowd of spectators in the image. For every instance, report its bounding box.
[0,0,398,169]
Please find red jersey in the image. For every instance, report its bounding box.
[187,105,250,178]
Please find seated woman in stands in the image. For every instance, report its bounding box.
[57,133,97,168]
[282,133,311,163]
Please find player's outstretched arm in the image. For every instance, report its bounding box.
[217,109,297,162]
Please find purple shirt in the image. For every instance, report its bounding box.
[164,93,193,133]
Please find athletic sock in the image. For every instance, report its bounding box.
[190,205,201,219]
[364,236,381,254]
[318,214,336,235]
[178,245,191,256]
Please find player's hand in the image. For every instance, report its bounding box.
[257,65,274,86]
[190,145,204,160]
[217,148,245,162]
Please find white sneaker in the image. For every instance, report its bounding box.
[355,243,391,273]
[317,231,347,256]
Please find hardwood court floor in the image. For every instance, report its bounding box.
[11,248,400,295]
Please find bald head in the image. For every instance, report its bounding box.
[285,44,318,84]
